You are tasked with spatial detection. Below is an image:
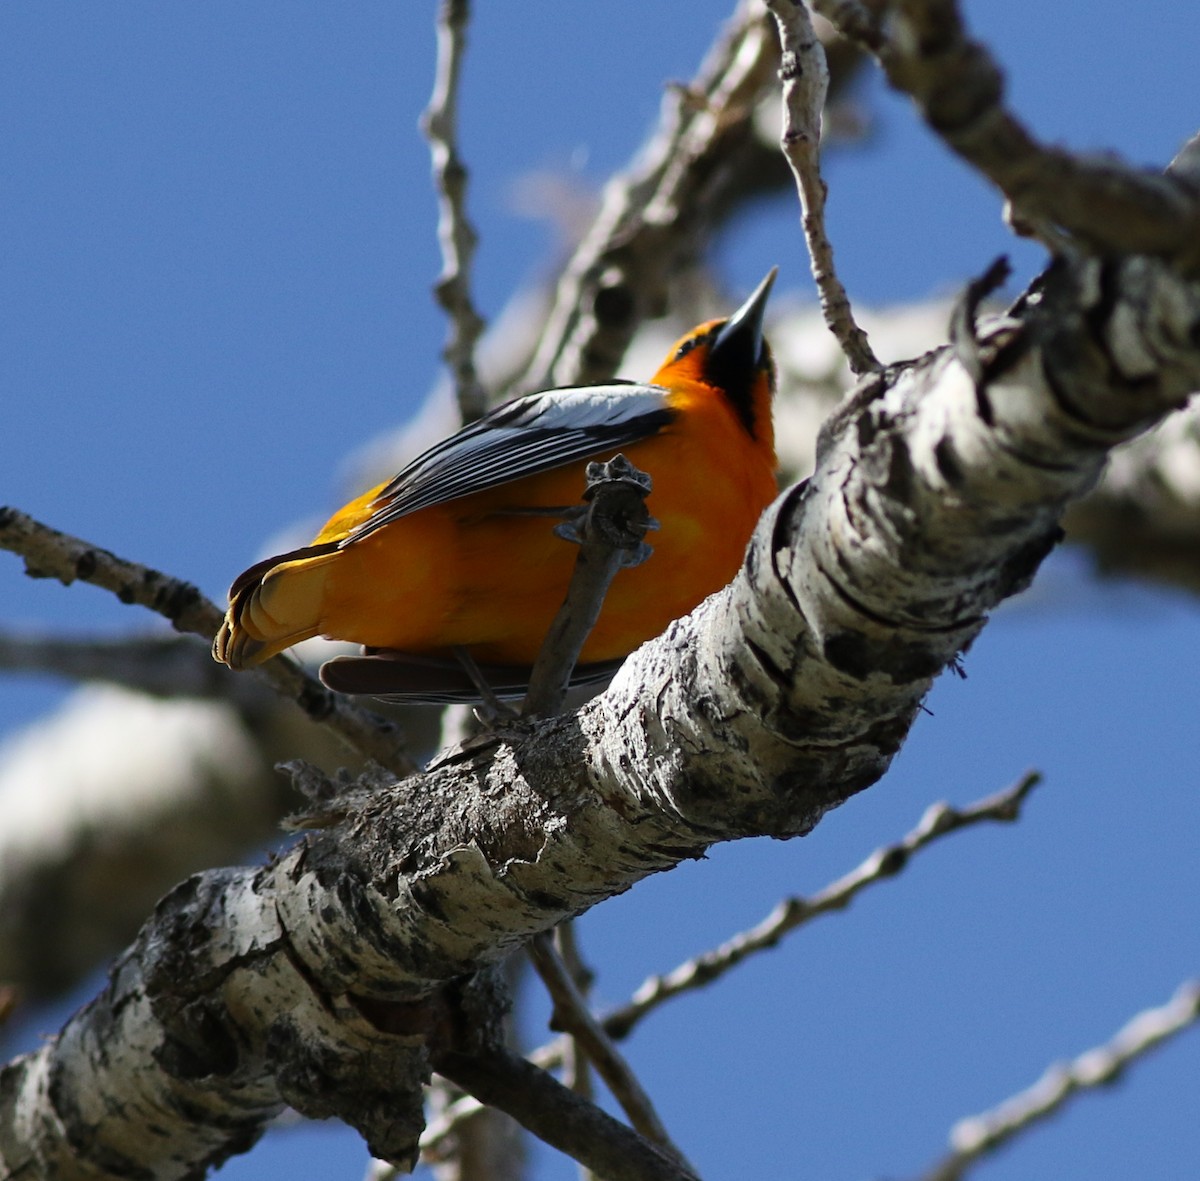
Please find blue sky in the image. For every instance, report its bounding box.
[2,3,1198,1179]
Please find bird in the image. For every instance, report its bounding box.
[213,269,779,702]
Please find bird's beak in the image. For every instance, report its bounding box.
[710,267,778,371]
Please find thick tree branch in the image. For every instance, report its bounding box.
[3,245,1198,1177]
[765,294,1200,598]
[816,0,1200,266]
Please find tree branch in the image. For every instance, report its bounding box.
[519,0,780,391]
[404,740,1042,1166]
[422,0,487,422]
[0,507,414,774]
[521,456,654,719]
[8,9,1197,1177]
[817,0,1200,266]
[601,771,1041,1039]
[551,924,604,1181]
[434,1048,699,1181]
[529,933,687,1163]
[766,293,1200,599]
[3,225,1199,1179]
[766,0,879,375]
[0,630,264,703]
[916,979,1200,1181]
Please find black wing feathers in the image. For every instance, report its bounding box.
[342,385,674,545]
[320,649,625,704]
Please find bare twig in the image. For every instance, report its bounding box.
[416,765,1046,1169]
[916,979,1200,1181]
[766,0,879,374]
[422,0,487,421]
[520,0,779,392]
[521,456,654,718]
[0,507,414,773]
[0,630,273,706]
[555,922,596,1098]
[555,924,602,1181]
[601,771,1043,1038]
[529,934,690,1168]
[417,1093,486,1166]
[414,1075,525,1181]
[818,0,1200,268]
[0,507,217,637]
[433,1048,701,1181]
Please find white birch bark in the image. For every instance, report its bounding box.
[2,248,1196,1178]
[7,285,1198,1013]
[0,674,444,1002]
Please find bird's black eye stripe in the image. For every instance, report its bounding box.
[674,326,720,362]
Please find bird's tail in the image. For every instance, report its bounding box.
[212,541,341,668]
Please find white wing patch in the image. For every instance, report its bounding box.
[342,384,674,544]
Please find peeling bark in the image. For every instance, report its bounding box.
[2,251,1196,1178]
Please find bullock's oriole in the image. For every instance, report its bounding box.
[213,269,779,700]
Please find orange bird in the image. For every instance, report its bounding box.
[213,270,779,701]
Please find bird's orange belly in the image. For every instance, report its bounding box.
[317,435,776,665]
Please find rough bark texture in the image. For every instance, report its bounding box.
[9,286,1198,1009]
[0,6,888,1012]
[0,681,406,1001]
[2,250,1196,1178]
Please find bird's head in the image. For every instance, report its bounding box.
[655,268,778,446]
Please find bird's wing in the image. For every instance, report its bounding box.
[342,383,674,544]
